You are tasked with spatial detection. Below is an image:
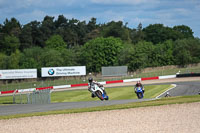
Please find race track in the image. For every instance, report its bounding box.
[0,80,200,116]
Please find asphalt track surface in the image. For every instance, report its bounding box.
[0,81,200,116]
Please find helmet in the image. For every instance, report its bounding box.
[88,77,93,83]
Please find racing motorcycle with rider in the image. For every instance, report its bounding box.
[88,77,108,101]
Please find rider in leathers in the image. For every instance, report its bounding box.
[88,77,107,98]
[134,81,145,93]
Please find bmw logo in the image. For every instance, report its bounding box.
[48,69,55,75]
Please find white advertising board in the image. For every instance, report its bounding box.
[41,66,86,77]
[0,69,37,79]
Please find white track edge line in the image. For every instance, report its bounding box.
[155,84,177,99]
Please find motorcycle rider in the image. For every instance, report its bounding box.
[134,81,145,93]
[88,77,107,98]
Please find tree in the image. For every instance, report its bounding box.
[87,17,98,32]
[2,35,20,55]
[1,18,21,37]
[101,21,131,42]
[173,38,200,66]
[19,47,44,69]
[81,37,123,72]
[173,25,194,38]
[41,16,55,42]
[154,40,175,66]
[128,41,155,71]
[19,23,33,50]
[29,21,43,47]
[131,23,145,44]
[54,15,68,28]
[143,24,177,44]
[117,43,135,66]
[0,53,8,69]
[40,48,64,67]
[7,50,21,69]
[60,46,82,66]
[45,35,67,51]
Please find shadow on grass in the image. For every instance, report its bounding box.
[1,102,14,104]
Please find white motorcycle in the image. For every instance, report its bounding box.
[90,84,109,101]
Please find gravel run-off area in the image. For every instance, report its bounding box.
[1,102,200,133]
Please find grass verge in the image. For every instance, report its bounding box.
[51,85,172,102]
[0,95,200,120]
[0,85,172,104]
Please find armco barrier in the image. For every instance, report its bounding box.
[106,80,123,84]
[141,76,159,81]
[176,73,200,78]
[71,83,88,87]
[0,75,177,95]
[36,86,53,90]
[1,90,17,94]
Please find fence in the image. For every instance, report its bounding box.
[102,66,128,77]
[13,89,51,104]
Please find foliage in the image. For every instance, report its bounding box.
[0,16,199,74]
[101,21,131,42]
[81,37,123,72]
[143,24,194,44]
[173,38,200,66]
[45,35,67,51]
[1,35,20,55]
[173,25,194,39]
[0,53,8,69]
[128,41,155,71]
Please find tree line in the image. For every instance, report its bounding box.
[0,15,200,76]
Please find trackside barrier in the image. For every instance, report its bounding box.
[18,88,35,93]
[176,73,200,77]
[53,85,71,89]
[106,80,123,84]
[141,76,159,80]
[36,86,53,90]
[123,78,141,83]
[98,81,106,85]
[159,75,176,79]
[71,83,88,87]
[0,74,178,95]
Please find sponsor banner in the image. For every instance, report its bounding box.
[41,66,86,77]
[0,69,37,79]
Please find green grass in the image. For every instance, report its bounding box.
[51,85,172,102]
[0,95,13,104]
[0,84,172,104]
[0,95,199,120]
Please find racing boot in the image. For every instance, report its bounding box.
[91,93,96,98]
[103,90,107,95]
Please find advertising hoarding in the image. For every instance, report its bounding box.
[0,69,37,79]
[41,66,86,77]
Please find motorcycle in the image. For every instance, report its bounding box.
[135,87,144,99]
[90,84,109,101]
